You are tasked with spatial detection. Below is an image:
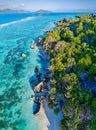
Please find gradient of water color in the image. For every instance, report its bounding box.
[0,12,89,130]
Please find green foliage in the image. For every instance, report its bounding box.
[91,99,96,109]
[54,108,60,114]
[43,14,96,130]
[91,122,96,130]
[61,29,74,42]
[48,102,55,108]
[62,100,81,130]
[63,73,79,87]
[51,87,57,94]
[78,54,92,69]
[49,94,56,100]
[60,119,67,130]
[76,22,83,34]
[89,64,96,75]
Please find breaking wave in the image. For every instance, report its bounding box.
[0,16,35,28]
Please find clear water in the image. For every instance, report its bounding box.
[0,12,90,130]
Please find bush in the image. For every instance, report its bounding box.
[51,87,57,93]
[54,108,60,114]
[60,119,67,130]
[48,102,55,108]
[61,29,74,42]
[91,99,96,109]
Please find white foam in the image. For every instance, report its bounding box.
[0,16,35,28]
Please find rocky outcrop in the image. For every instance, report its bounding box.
[34,82,43,93]
[54,41,65,51]
[54,18,70,25]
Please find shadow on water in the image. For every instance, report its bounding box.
[29,44,50,115]
[0,35,50,129]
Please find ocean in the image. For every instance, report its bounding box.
[0,12,91,130]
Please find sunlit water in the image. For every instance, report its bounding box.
[0,12,89,130]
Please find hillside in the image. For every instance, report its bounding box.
[43,14,96,130]
[35,9,52,13]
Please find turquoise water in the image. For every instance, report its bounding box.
[0,12,90,130]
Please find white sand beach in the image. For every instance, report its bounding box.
[36,100,63,130]
[35,46,63,130]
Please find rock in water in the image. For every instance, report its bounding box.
[34,82,43,92]
[33,100,40,114]
[22,53,27,58]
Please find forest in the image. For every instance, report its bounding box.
[43,14,96,130]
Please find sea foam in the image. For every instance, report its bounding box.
[0,16,35,28]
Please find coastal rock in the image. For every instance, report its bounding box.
[22,53,26,58]
[37,38,43,46]
[54,41,65,51]
[62,18,70,23]
[44,73,51,82]
[30,45,35,49]
[33,99,40,114]
[54,18,70,25]
[43,36,54,50]
[34,82,43,92]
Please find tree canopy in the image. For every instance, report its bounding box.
[43,14,96,130]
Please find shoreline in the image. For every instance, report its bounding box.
[36,100,63,130]
[35,45,63,130]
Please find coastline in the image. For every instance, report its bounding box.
[43,100,63,130]
[0,11,96,130]
[36,100,63,130]
[35,45,63,130]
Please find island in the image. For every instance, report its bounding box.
[35,9,52,13]
[0,8,30,13]
[40,14,96,130]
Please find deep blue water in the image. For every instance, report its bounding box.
[0,12,92,130]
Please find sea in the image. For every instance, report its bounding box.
[0,12,92,130]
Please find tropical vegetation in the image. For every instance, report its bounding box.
[43,14,96,130]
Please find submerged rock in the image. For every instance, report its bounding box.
[33,100,40,114]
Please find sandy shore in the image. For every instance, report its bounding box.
[35,46,63,130]
[36,100,63,130]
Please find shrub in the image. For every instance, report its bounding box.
[48,102,55,108]
[61,29,74,42]
[91,99,96,109]
[54,108,60,114]
[51,87,57,93]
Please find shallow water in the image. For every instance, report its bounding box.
[0,12,89,130]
